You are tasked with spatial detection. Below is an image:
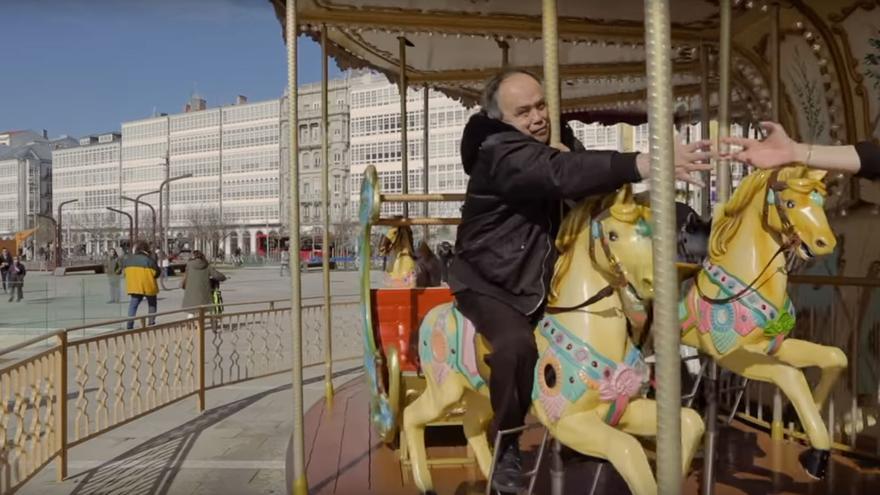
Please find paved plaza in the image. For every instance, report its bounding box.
[20,363,364,495]
[0,265,373,347]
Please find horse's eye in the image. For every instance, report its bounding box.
[608,231,618,242]
[786,200,795,209]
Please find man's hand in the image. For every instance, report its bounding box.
[636,136,713,186]
[550,142,571,152]
[721,121,798,169]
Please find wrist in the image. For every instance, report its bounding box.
[793,142,810,165]
[636,153,650,179]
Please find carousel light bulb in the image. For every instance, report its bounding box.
[812,43,822,53]
[761,4,769,12]
[818,58,828,67]
[804,31,814,41]
[795,21,804,30]
[746,1,754,8]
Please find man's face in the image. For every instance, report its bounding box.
[496,73,550,144]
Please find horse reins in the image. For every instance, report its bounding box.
[696,170,800,305]
[546,204,630,314]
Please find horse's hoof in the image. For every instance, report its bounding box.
[798,448,830,480]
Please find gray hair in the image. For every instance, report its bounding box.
[480,69,542,119]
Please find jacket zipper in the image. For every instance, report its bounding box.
[529,211,554,315]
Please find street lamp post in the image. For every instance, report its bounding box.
[56,199,79,268]
[123,194,158,244]
[158,173,193,253]
[107,207,134,250]
[35,213,57,269]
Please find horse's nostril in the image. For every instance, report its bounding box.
[816,238,827,248]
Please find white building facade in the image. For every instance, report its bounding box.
[52,133,123,254]
[0,130,77,242]
[347,71,476,231]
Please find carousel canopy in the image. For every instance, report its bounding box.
[272,0,880,150]
[269,0,790,125]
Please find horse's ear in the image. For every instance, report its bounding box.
[613,184,634,206]
[805,168,827,182]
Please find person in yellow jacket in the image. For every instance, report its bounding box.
[123,241,161,329]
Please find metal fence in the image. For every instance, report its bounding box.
[0,298,361,494]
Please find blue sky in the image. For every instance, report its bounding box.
[0,0,342,138]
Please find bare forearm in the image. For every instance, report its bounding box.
[793,143,861,174]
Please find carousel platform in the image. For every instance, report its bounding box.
[298,376,880,494]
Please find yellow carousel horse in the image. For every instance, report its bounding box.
[403,186,705,495]
[679,165,844,479]
[378,223,416,287]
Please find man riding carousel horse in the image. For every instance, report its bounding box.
[445,68,712,492]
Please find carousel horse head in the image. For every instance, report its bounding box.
[552,184,655,302]
[378,223,416,285]
[710,165,835,261]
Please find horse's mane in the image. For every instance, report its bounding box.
[550,194,642,301]
[394,226,414,254]
[709,166,826,259]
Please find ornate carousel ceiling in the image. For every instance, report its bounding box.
[271,0,880,151]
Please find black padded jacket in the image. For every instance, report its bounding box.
[448,112,642,315]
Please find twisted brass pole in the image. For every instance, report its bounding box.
[286,1,306,493]
[542,0,561,147]
[644,0,682,493]
[321,24,334,407]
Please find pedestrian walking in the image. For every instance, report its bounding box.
[0,247,12,294]
[181,250,227,316]
[280,249,291,277]
[104,248,123,303]
[7,256,26,302]
[122,241,160,329]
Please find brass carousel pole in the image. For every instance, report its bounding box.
[543,0,561,147]
[541,1,565,493]
[498,38,510,68]
[321,24,334,406]
[399,36,412,218]
[423,83,430,239]
[769,1,785,444]
[699,42,711,218]
[703,3,733,494]
[644,0,682,493]
[286,1,307,494]
[717,0,732,201]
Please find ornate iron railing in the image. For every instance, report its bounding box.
[0,297,360,494]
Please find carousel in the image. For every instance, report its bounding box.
[271,0,880,493]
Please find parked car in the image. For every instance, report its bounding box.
[171,249,193,262]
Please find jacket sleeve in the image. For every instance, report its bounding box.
[855,141,880,180]
[482,132,642,200]
[149,258,160,278]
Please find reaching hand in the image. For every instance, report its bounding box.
[721,121,797,169]
[636,135,713,186]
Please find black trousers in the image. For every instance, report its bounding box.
[454,290,540,447]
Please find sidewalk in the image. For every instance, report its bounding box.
[21,361,364,495]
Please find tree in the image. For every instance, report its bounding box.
[182,207,229,258]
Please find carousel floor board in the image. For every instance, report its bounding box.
[302,377,880,494]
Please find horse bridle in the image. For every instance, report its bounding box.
[546,204,633,314]
[696,170,799,305]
